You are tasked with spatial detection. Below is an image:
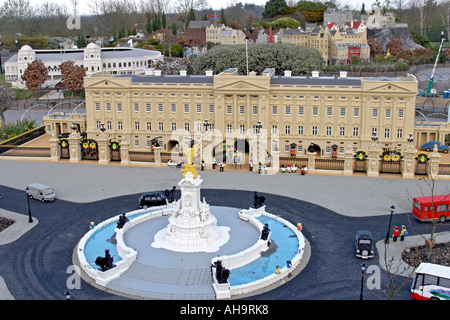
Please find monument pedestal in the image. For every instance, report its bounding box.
[152,170,230,252]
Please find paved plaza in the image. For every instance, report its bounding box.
[0,158,449,301]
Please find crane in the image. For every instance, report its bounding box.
[423,31,446,97]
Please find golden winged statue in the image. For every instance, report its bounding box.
[181,141,199,179]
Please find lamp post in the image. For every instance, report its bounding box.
[385,205,395,244]
[0,41,4,75]
[26,190,33,223]
[203,119,210,132]
[359,263,367,300]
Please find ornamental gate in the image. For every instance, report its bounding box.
[110,139,121,161]
[354,150,367,172]
[380,148,402,174]
[81,138,98,160]
[59,138,69,159]
[416,152,428,175]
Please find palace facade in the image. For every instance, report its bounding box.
[77,68,418,164]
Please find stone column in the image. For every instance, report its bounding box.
[402,140,417,179]
[154,146,162,166]
[307,152,316,173]
[367,138,382,177]
[120,137,130,166]
[97,131,110,165]
[343,144,354,176]
[429,144,441,180]
[201,132,214,170]
[68,129,82,163]
[49,133,60,162]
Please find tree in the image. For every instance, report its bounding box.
[386,38,403,56]
[263,0,287,18]
[0,86,16,139]
[60,60,86,92]
[21,60,48,93]
[220,8,228,26]
[192,43,323,76]
[171,22,178,36]
[367,39,383,58]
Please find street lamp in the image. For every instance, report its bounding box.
[203,119,210,132]
[371,134,378,143]
[407,133,414,144]
[0,41,4,75]
[255,121,262,134]
[385,205,395,244]
[26,190,33,223]
[99,123,106,132]
[359,263,367,300]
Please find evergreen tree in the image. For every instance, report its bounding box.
[263,0,287,18]
[161,12,167,29]
[220,8,228,26]
[146,14,152,33]
[361,3,366,14]
[171,22,177,36]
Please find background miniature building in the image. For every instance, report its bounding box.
[4,43,163,87]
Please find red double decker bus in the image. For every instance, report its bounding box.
[412,195,450,222]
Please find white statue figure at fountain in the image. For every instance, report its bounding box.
[152,141,230,252]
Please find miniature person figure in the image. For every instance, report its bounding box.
[264,164,267,175]
[249,162,253,172]
[201,160,205,171]
[219,162,224,172]
[301,165,308,175]
[275,265,281,274]
[400,225,408,241]
[286,260,292,268]
[258,162,262,174]
[297,223,302,231]
[393,226,399,242]
[90,221,95,230]
[212,158,217,169]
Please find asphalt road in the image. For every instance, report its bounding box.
[0,181,448,301]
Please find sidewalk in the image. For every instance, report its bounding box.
[376,231,450,277]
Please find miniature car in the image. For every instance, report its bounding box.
[26,183,56,202]
[355,230,374,259]
[138,192,167,208]
[420,141,449,153]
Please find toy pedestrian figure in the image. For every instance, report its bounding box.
[90,221,95,230]
[393,226,399,242]
[258,162,262,174]
[212,158,217,169]
[219,162,224,172]
[201,160,205,171]
[400,225,408,241]
[275,265,280,274]
[249,162,253,172]
[297,223,302,231]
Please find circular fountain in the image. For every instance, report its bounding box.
[76,144,308,299]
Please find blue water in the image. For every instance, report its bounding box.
[83,210,151,270]
[227,216,299,286]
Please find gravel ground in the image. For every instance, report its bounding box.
[402,242,450,267]
[0,217,14,232]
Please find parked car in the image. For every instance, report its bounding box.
[355,230,374,259]
[420,141,449,153]
[138,192,167,208]
[26,183,56,202]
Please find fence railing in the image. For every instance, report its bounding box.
[0,145,51,157]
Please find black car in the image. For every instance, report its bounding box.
[138,192,167,208]
[355,230,374,259]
